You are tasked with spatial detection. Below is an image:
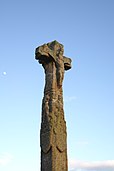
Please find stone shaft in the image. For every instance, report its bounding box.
[35,40,72,171]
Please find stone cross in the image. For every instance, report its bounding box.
[35,40,72,171]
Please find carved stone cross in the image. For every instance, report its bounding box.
[35,40,72,171]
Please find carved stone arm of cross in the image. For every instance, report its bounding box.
[35,41,72,71]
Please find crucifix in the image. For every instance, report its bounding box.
[35,40,72,171]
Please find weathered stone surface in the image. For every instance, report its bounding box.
[35,40,72,171]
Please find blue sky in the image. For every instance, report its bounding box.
[0,0,114,171]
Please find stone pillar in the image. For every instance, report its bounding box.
[35,40,72,171]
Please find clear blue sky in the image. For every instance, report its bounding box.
[0,0,114,171]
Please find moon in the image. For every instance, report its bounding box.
[3,71,7,75]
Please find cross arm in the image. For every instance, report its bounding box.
[35,41,72,70]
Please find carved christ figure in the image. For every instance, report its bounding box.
[35,40,72,171]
